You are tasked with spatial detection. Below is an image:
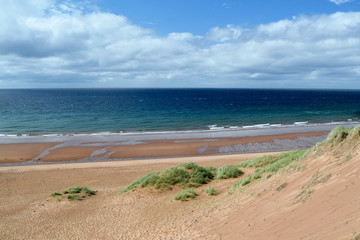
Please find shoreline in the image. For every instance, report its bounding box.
[0,122,358,142]
[0,123,357,166]
[0,130,329,166]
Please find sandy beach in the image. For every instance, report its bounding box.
[3,2,360,239]
[0,152,268,240]
[1,129,360,239]
[1,125,360,239]
[0,127,329,165]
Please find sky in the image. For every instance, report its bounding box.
[1,0,360,89]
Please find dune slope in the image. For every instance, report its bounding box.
[201,126,360,239]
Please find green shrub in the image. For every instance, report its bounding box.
[205,187,217,196]
[215,165,243,179]
[173,189,198,201]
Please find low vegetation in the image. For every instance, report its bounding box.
[230,150,307,193]
[173,188,198,201]
[215,165,243,179]
[205,187,217,196]
[119,126,360,200]
[49,186,96,201]
[119,162,242,194]
[312,126,359,152]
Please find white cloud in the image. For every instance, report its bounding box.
[329,0,352,5]
[0,1,360,88]
[206,25,244,42]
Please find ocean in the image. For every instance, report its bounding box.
[0,88,360,136]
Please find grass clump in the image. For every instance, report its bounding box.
[49,186,96,201]
[230,150,307,193]
[67,194,84,201]
[313,126,360,152]
[325,126,350,146]
[120,162,215,193]
[50,192,62,197]
[215,165,243,179]
[63,186,96,196]
[236,151,300,168]
[205,187,217,196]
[173,188,198,201]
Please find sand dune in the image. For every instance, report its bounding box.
[1,127,359,239]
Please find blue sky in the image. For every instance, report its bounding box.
[0,0,360,88]
[98,0,360,35]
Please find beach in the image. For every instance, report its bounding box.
[3,3,360,239]
[0,124,342,165]
[0,152,270,240]
[2,123,360,240]
[1,125,360,239]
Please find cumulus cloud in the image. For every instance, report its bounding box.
[329,0,352,5]
[206,25,244,42]
[0,0,360,88]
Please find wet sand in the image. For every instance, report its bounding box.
[0,131,328,165]
[0,142,58,163]
[108,131,327,159]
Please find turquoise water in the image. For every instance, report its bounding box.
[0,89,359,136]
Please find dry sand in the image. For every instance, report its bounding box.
[0,153,266,240]
[1,146,360,239]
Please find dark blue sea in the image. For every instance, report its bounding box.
[1,89,360,136]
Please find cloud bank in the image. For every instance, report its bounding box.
[1,0,360,88]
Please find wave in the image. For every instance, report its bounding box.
[1,120,359,139]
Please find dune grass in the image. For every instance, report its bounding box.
[230,126,360,192]
[324,126,350,145]
[215,165,243,179]
[205,187,217,196]
[119,162,244,194]
[120,126,360,198]
[67,194,85,201]
[119,163,215,193]
[50,186,96,201]
[173,188,198,201]
[50,192,62,197]
[63,186,96,196]
[230,150,307,193]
